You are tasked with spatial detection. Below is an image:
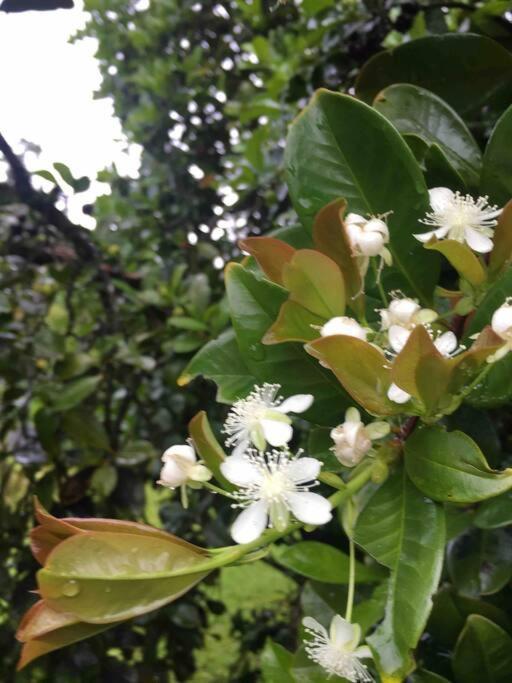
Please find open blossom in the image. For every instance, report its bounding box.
[490,300,512,361]
[223,384,313,457]
[157,444,212,489]
[413,187,501,253]
[330,407,389,467]
[321,316,368,340]
[345,213,392,276]
[220,449,332,544]
[387,330,459,404]
[303,615,373,682]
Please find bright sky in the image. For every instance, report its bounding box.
[0,0,141,227]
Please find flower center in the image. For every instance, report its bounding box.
[260,470,292,501]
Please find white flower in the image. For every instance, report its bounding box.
[223,384,313,457]
[220,449,332,544]
[157,444,212,488]
[321,316,368,341]
[489,300,512,361]
[303,614,373,682]
[387,330,460,404]
[330,407,389,467]
[345,213,393,278]
[414,187,501,253]
[380,295,437,332]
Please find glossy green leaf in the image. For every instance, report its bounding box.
[424,143,467,193]
[424,239,487,286]
[475,490,512,529]
[272,541,384,584]
[356,34,512,119]
[406,426,512,503]
[179,328,256,403]
[263,300,323,344]
[307,335,400,417]
[447,528,512,597]
[260,640,295,683]
[453,616,512,683]
[355,466,445,679]
[188,410,232,490]
[489,200,512,278]
[38,531,209,623]
[61,408,110,451]
[225,263,349,425]
[51,375,102,412]
[282,249,345,319]
[481,105,512,206]
[312,198,364,316]
[373,84,481,189]
[285,89,438,302]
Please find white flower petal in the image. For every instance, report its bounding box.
[277,393,314,414]
[429,186,454,212]
[365,217,389,237]
[492,304,512,339]
[321,316,367,340]
[220,457,262,486]
[261,419,294,446]
[387,383,411,404]
[434,331,457,356]
[354,645,373,660]
[286,491,332,525]
[303,616,328,639]
[230,500,268,544]
[284,457,321,484]
[330,615,357,648]
[162,444,196,463]
[464,226,494,253]
[413,229,437,243]
[158,459,188,487]
[345,212,366,226]
[231,439,249,458]
[356,231,386,256]
[388,324,411,353]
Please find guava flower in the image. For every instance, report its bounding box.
[345,213,392,276]
[303,614,373,682]
[330,407,389,467]
[489,300,512,361]
[220,449,332,544]
[413,187,501,253]
[223,384,313,456]
[387,330,460,404]
[321,316,368,341]
[157,444,212,489]
[380,295,437,333]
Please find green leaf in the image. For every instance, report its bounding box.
[51,375,102,412]
[307,335,400,417]
[282,249,345,319]
[90,463,118,498]
[61,409,110,451]
[424,239,487,287]
[53,162,90,193]
[225,263,349,425]
[481,104,512,206]
[354,466,445,679]
[409,671,451,683]
[475,490,512,529]
[260,640,295,683]
[405,426,512,503]
[447,528,512,596]
[272,541,384,584]
[37,531,209,623]
[239,236,295,286]
[489,200,512,278]
[285,89,439,302]
[179,328,256,404]
[453,615,512,683]
[115,439,156,466]
[373,84,482,189]
[188,411,232,489]
[356,34,512,120]
[45,296,69,335]
[263,300,324,344]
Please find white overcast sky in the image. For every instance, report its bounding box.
[0,0,141,227]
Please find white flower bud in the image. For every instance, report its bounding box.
[491,302,512,341]
[330,407,389,468]
[158,444,211,489]
[321,316,367,341]
[345,214,390,258]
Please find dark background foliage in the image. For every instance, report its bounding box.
[1,1,511,681]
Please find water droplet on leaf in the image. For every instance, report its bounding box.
[62,580,80,597]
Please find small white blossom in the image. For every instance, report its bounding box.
[345,213,393,277]
[220,449,332,544]
[414,187,501,253]
[157,444,212,489]
[330,407,389,467]
[223,384,313,456]
[387,330,460,404]
[303,615,373,682]
[321,316,368,341]
[489,299,512,361]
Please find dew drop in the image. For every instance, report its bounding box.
[62,580,80,597]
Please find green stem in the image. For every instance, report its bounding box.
[345,535,356,623]
[328,463,374,508]
[202,481,237,499]
[372,258,388,307]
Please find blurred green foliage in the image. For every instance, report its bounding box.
[1,0,511,680]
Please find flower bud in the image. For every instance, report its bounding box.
[158,444,211,489]
[321,316,367,341]
[330,407,389,468]
[491,302,512,341]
